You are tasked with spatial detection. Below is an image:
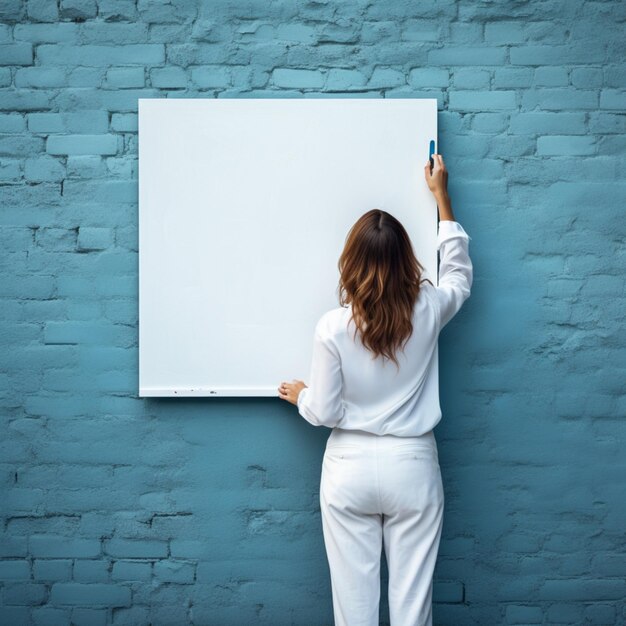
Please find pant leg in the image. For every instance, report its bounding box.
[320,444,383,626]
[381,440,444,626]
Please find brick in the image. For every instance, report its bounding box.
[104,539,168,559]
[541,579,626,602]
[72,560,109,583]
[153,559,195,583]
[522,88,598,110]
[599,89,625,109]
[484,21,527,43]
[30,536,100,558]
[50,583,131,607]
[46,134,118,156]
[449,91,517,111]
[494,68,533,88]
[26,0,60,21]
[2,582,47,605]
[367,67,405,88]
[571,67,603,88]
[537,135,596,156]
[401,20,440,42]
[533,67,569,87]
[70,608,108,626]
[15,67,66,87]
[271,68,325,89]
[276,23,317,44]
[24,156,65,182]
[433,580,464,603]
[111,560,151,582]
[453,68,490,89]
[510,112,586,135]
[77,227,114,251]
[60,0,97,20]
[106,67,145,88]
[506,604,543,623]
[511,45,605,65]
[326,68,367,90]
[408,67,449,88]
[0,559,30,580]
[33,559,72,581]
[150,66,187,88]
[190,66,231,88]
[0,43,33,65]
[428,46,506,65]
[37,44,164,66]
[0,536,28,558]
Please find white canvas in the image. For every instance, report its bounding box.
[138,98,438,397]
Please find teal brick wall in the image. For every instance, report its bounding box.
[1,1,625,624]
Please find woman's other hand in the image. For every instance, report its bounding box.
[424,153,448,199]
[278,379,308,406]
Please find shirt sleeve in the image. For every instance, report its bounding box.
[434,220,474,331]
[297,326,344,428]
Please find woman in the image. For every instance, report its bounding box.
[278,154,473,626]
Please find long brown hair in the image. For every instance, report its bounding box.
[337,209,433,369]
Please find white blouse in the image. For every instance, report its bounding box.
[296,220,473,437]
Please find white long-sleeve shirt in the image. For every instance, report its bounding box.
[297,220,473,437]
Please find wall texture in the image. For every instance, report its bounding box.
[1,0,625,624]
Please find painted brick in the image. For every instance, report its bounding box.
[493,68,533,88]
[37,44,164,66]
[153,559,195,583]
[29,536,100,559]
[50,583,131,607]
[77,227,114,251]
[46,135,118,156]
[24,156,65,182]
[484,21,526,43]
[453,68,490,89]
[368,67,405,88]
[271,68,325,89]
[522,88,598,110]
[539,579,626,601]
[2,582,47,605]
[190,66,231,88]
[449,90,517,111]
[104,539,168,559]
[0,559,30,580]
[33,559,72,581]
[0,43,33,65]
[106,67,145,89]
[599,89,625,109]
[15,67,66,88]
[408,67,449,88]
[150,66,187,89]
[72,560,109,583]
[111,560,151,582]
[536,135,596,156]
[428,46,506,65]
[511,45,605,65]
[510,112,586,135]
[533,66,569,87]
[70,608,108,626]
[326,68,367,90]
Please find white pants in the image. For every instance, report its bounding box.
[320,427,444,626]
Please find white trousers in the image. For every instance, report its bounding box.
[320,427,444,626]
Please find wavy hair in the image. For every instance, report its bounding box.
[337,209,433,369]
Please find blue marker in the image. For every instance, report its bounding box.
[429,139,436,170]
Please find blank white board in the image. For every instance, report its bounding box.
[138,98,438,397]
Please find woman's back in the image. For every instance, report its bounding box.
[297,220,473,437]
